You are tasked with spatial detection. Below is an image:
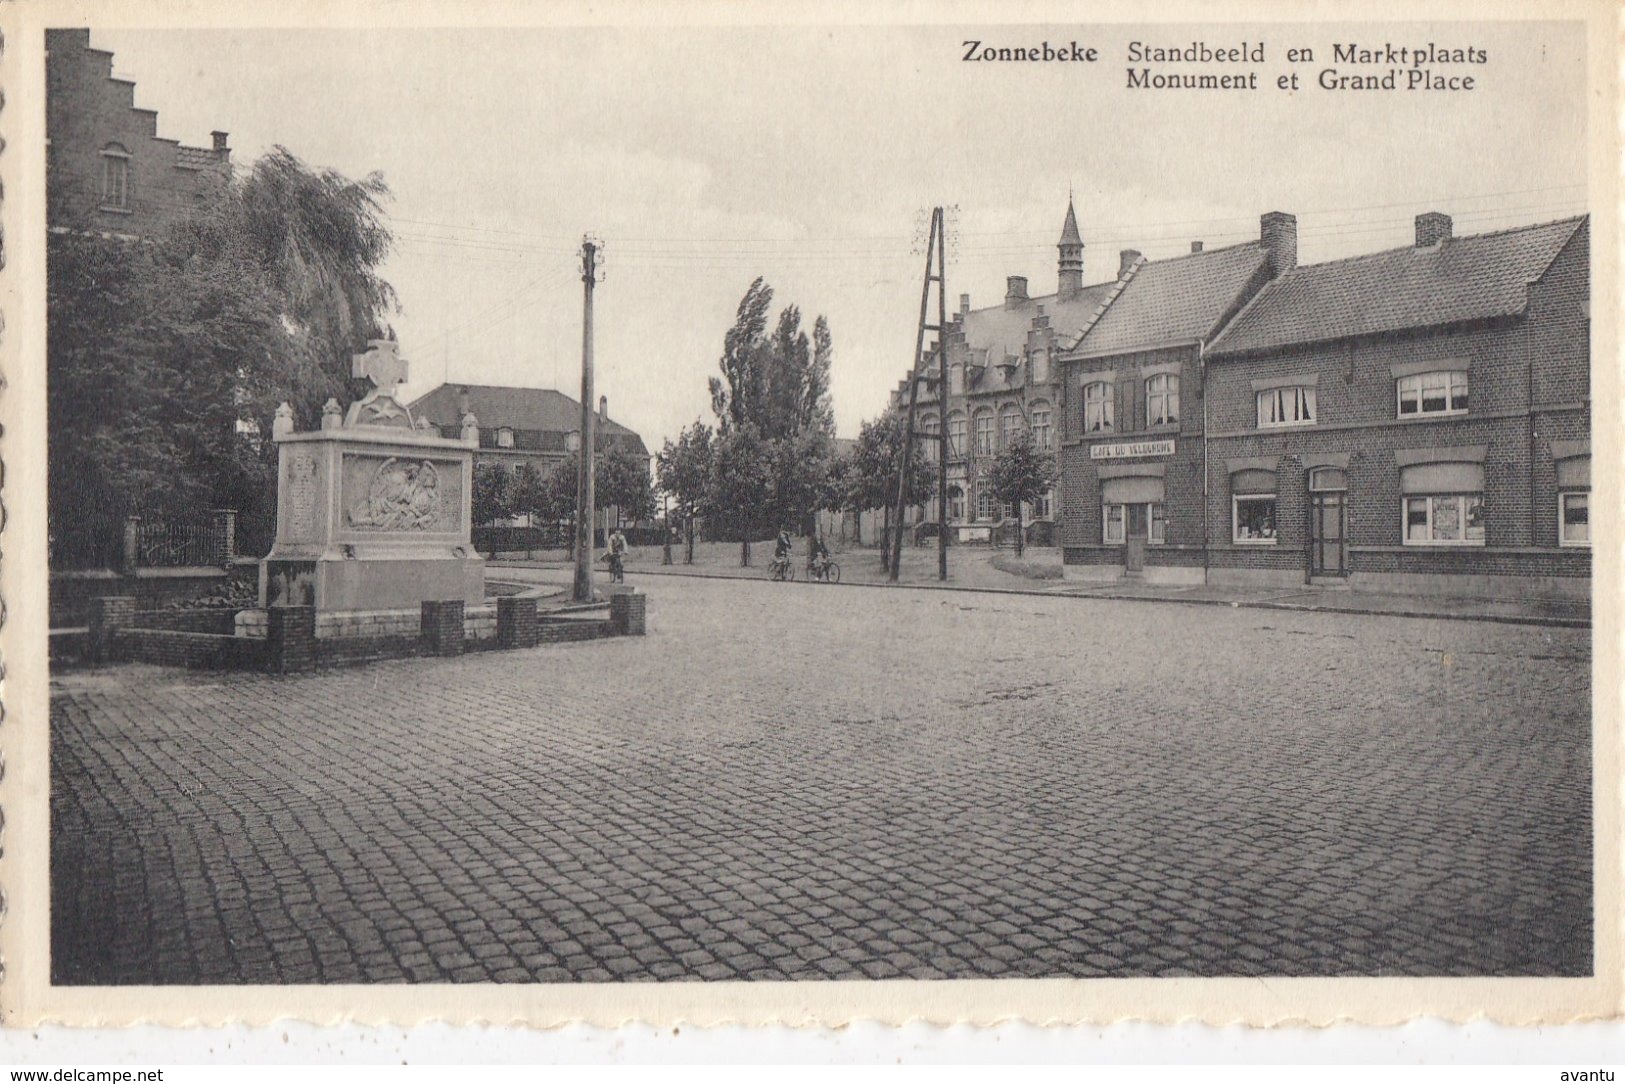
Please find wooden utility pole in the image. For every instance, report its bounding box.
[889,206,948,582]
[934,212,949,581]
[572,236,601,603]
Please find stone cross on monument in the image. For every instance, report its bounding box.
[345,338,415,428]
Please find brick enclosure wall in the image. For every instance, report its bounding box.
[47,29,230,236]
[1201,222,1590,583]
[114,629,264,670]
[128,608,238,634]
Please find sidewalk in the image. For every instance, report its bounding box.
[490,544,1590,629]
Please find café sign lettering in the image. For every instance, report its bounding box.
[1091,439,1175,460]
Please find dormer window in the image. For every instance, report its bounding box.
[496,427,514,448]
[101,144,131,211]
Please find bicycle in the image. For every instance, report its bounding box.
[807,557,841,583]
[600,550,626,583]
[769,555,795,581]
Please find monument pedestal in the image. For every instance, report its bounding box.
[261,341,484,614]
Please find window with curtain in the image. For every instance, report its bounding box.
[1397,371,1468,417]
[1083,382,1113,433]
[1257,386,1316,427]
[1146,373,1179,426]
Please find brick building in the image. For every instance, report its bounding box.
[1200,213,1590,599]
[1054,215,1292,583]
[47,28,232,236]
[409,384,649,526]
[891,201,1115,544]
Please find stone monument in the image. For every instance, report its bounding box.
[259,340,484,612]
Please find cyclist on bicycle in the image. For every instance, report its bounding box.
[808,535,831,578]
[606,528,628,582]
[771,529,793,575]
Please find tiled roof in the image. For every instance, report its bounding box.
[174,145,223,171]
[1207,217,1586,358]
[409,384,648,456]
[958,280,1117,364]
[1071,242,1270,356]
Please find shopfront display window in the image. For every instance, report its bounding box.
[1404,493,1484,545]
[1233,495,1278,543]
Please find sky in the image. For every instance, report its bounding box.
[89,20,1589,452]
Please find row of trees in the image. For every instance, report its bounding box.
[655,276,1058,565]
[471,444,656,533]
[657,408,934,566]
[49,148,398,565]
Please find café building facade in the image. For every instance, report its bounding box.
[1054,213,1295,583]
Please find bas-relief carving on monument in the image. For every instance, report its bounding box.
[347,457,443,531]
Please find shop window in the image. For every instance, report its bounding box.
[1149,503,1166,543]
[1397,371,1468,417]
[1560,491,1589,547]
[1404,494,1485,545]
[1146,373,1179,427]
[973,410,995,455]
[1257,386,1316,428]
[1030,402,1052,451]
[1000,405,1024,448]
[101,144,131,210]
[1083,381,1114,433]
[1233,495,1278,543]
[947,413,967,458]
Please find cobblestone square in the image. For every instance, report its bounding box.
[51,576,1592,983]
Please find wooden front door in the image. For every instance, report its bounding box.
[1309,490,1347,576]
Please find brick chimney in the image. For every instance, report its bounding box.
[1118,249,1141,278]
[458,387,470,416]
[960,293,971,316]
[599,395,608,420]
[1261,211,1297,278]
[1005,276,1029,308]
[1415,211,1452,247]
[1190,241,1204,253]
[211,130,229,152]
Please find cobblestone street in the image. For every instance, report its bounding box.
[51,575,1593,984]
